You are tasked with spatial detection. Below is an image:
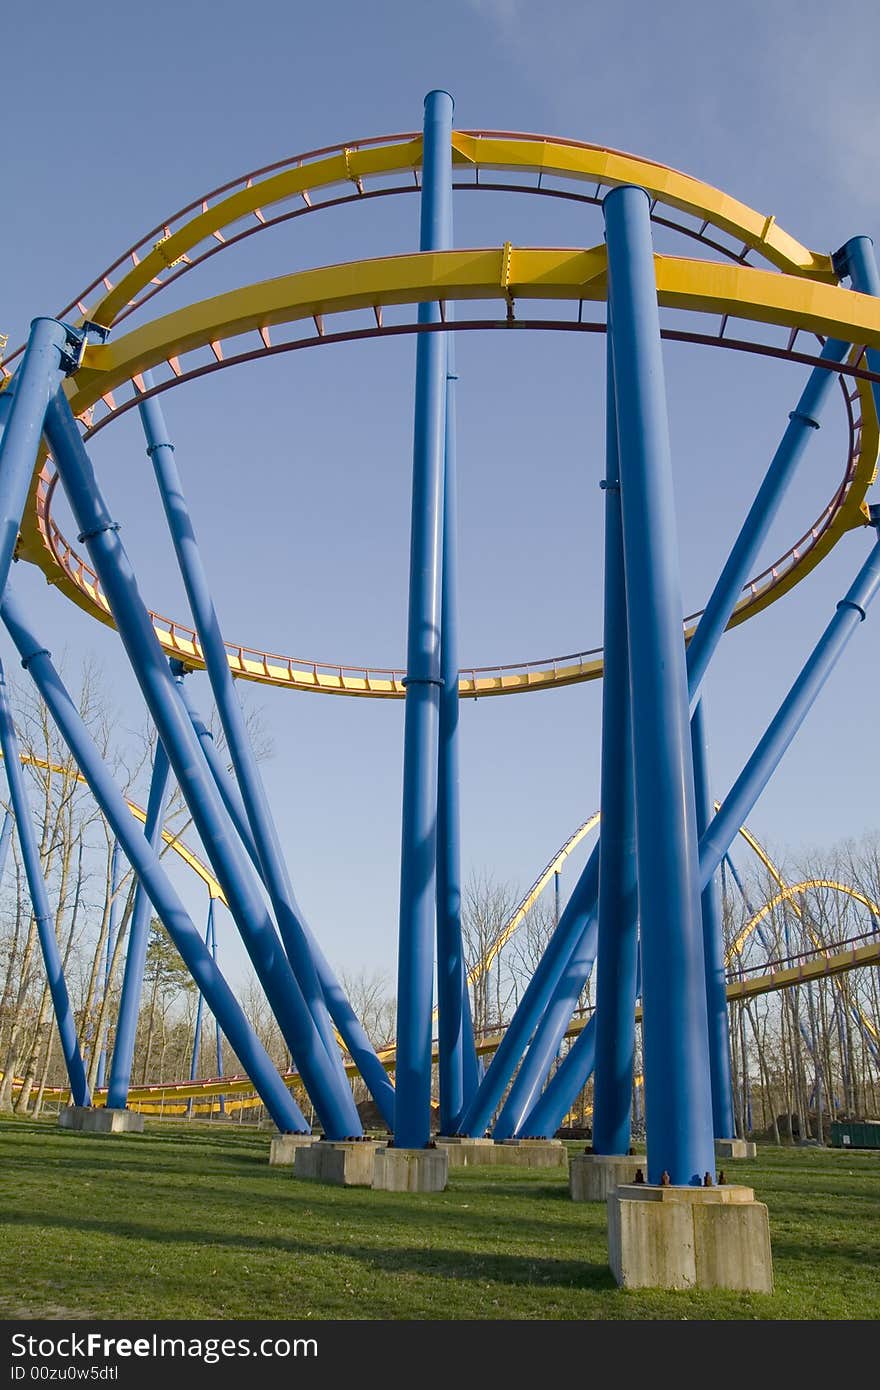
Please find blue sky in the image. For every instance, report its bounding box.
[3,0,880,991]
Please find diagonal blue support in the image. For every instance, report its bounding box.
[0,809,13,888]
[137,378,351,1106]
[174,672,395,1129]
[1,586,307,1133]
[519,527,880,1136]
[0,319,72,599]
[0,659,90,1108]
[189,898,214,1086]
[524,1013,597,1140]
[42,385,360,1138]
[107,735,173,1110]
[96,839,124,1090]
[691,696,736,1140]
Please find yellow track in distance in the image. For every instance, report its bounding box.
[17,935,874,1112]
[0,751,224,900]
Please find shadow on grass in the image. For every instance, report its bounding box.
[0,1207,613,1290]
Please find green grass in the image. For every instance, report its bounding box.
[0,1117,877,1319]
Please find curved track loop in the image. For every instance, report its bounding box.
[6,134,879,695]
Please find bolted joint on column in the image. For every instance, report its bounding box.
[788,410,820,430]
[20,646,50,671]
[836,597,867,622]
[401,675,445,688]
[56,320,111,376]
[77,520,120,543]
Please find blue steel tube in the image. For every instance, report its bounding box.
[0,809,13,887]
[494,913,598,1137]
[1,589,307,1133]
[591,333,639,1156]
[42,390,360,1138]
[605,184,715,1187]
[525,1013,597,1140]
[835,238,880,399]
[0,659,90,1107]
[394,90,453,1149]
[137,382,345,1084]
[691,696,736,1139]
[189,899,214,1084]
[0,319,72,597]
[96,840,123,1090]
[107,738,173,1109]
[436,336,479,1132]
[210,905,226,1112]
[700,533,880,883]
[175,674,395,1128]
[457,853,599,1135]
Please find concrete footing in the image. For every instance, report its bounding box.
[58,1106,144,1134]
[434,1137,496,1168]
[293,1140,382,1187]
[269,1133,319,1166]
[372,1146,449,1192]
[569,1153,643,1201]
[608,1183,773,1292]
[497,1139,567,1169]
[715,1138,757,1160]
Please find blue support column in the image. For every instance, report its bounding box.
[107,736,172,1110]
[0,809,13,887]
[174,671,395,1128]
[189,899,214,1085]
[524,1013,597,1140]
[834,237,880,422]
[605,184,714,1186]
[394,90,453,1149]
[592,330,639,1157]
[691,696,736,1140]
[437,335,479,1132]
[95,840,123,1090]
[457,851,599,1136]
[0,660,90,1107]
[494,913,599,1138]
[210,903,225,1113]
[137,381,349,1097]
[42,388,359,1139]
[1,588,307,1133]
[0,319,74,598]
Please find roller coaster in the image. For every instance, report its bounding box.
[1,92,880,1202]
